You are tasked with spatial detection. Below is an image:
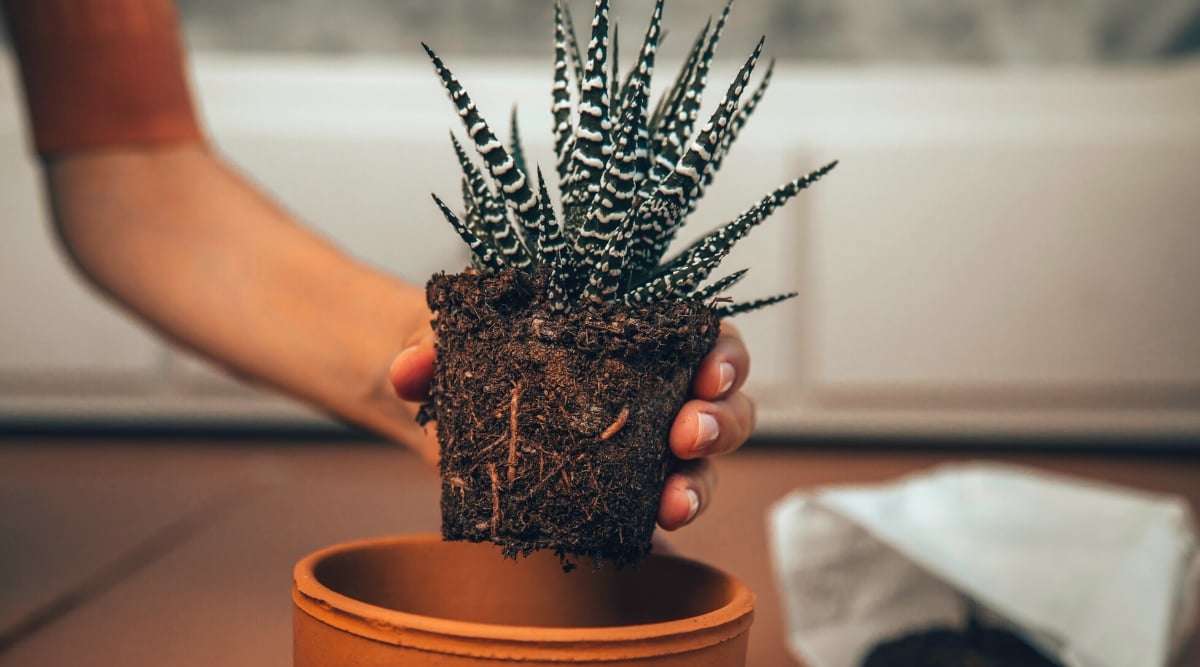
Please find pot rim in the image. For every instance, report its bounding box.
[292,534,755,658]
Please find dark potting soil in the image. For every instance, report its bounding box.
[421,269,719,568]
[861,626,1063,667]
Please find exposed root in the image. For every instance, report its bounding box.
[507,383,522,482]
[488,463,501,538]
[448,475,469,502]
[525,460,567,497]
[599,406,630,441]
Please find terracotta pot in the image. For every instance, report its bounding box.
[293,534,755,666]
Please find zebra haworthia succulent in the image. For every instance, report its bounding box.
[424,0,836,318]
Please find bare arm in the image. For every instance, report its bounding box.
[2,0,435,456]
[45,144,436,460]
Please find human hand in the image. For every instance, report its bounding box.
[387,326,438,464]
[658,321,753,531]
[387,320,754,530]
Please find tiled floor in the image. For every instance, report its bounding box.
[1,437,1198,666]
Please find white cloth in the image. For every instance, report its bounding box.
[768,463,1200,667]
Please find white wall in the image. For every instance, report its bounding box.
[2,53,1199,440]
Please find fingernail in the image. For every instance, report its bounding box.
[717,361,735,394]
[402,332,433,355]
[394,345,418,365]
[684,488,700,523]
[694,412,719,453]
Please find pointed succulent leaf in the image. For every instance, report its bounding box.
[647,0,733,191]
[617,49,638,112]
[459,180,488,271]
[532,165,582,311]
[678,57,775,224]
[560,1,586,98]
[460,178,489,263]
[552,2,577,181]
[615,0,663,113]
[626,79,653,186]
[707,57,773,186]
[432,193,505,271]
[717,292,797,318]
[578,102,644,304]
[451,134,501,228]
[509,105,529,184]
[423,43,542,255]
[622,242,726,305]
[460,176,479,227]
[546,255,584,311]
[561,0,613,217]
[546,267,582,311]
[617,187,685,287]
[451,133,531,267]
[648,19,709,145]
[614,0,663,183]
[534,166,567,267]
[610,22,620,105]
[655,160,838,282]
[586,223,636,306]
[630,37,766,272]
[543,177,587,311]
[692,268,749,301]
[583,102,643,234]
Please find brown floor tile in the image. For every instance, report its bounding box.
[2,439,1198,667]
[0,441,436,667]
[0,441,275,645]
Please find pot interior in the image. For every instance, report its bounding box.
[311,539,738,628]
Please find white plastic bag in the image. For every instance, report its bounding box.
[768,463,1200,667]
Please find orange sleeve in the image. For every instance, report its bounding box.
[2,0,205,156]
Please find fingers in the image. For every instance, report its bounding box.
[388,329,435,402]
[669,391,755,460]
[670,320,755,459]
[657,459,716,531]
[690,321,750,401]
[658,321,753,530]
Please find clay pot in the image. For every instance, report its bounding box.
[292,534,755,666]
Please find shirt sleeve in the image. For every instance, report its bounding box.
[2,0,206,157]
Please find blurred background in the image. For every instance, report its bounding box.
[3,3,1200,667]
[3,0,1199,442]
[178,0,1200,62]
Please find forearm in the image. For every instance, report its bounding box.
[3,0,434,454]
[46,145,433,455]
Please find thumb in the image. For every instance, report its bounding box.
[389,330,436,402]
